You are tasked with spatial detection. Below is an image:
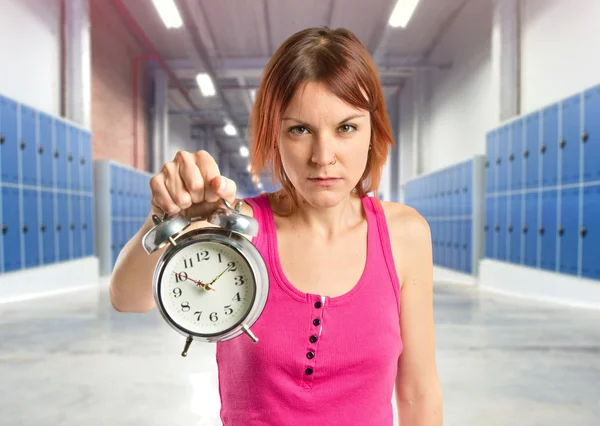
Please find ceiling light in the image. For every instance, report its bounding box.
[196,73,216,97]
[240,146,249,157]
[246,164,251,172]
[250,89,257,102]
[152,0,183,29]
[224,123,237,136]
[388,0,420,28]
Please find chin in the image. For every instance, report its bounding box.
[298,183,349,209]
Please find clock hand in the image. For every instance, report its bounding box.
[172,271,215,291]
[207,266,231,286]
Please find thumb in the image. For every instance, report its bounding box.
[212,175,237,204]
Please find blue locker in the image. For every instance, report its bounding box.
[83,196,94,256]
[510,119,524,190]
[0,95,19,184]
[56,192,70,262]
[460,162,471,217]
[524,191,539,267]
[437,220,445,266]
[38,113,54,188]
[498,125,510,192]
[559,188,579,276]
[453,166,461,217]
[40,190,56,264]
[71,194,82,259]
[485,196,495,258]
[583,85,600,183]
[22,189,40,268]
[55,121,68,190]
[525,113,540,189]
[582,185,600,280]
[1,186,22,271]
[560,95,581,186]
[81,132,92,192]
[486,131,497,194]
[541,104,559,187]
[68,126,81,191]
[110,164,119,217]
[448,220,456,270]
[540,190,558,271]
[20,106,38,186]
[509,194,522,264]
[464,219,472,274]
[496,194,508,261]
[111,219,120,268]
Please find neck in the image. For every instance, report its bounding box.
[273,191,364,239]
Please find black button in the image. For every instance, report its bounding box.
[305,368,313,375]
[309,335,317,343]
[313,319,321,326]
[314,301,322,309]
[307,351,315,359]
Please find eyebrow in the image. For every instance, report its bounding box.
[282,114,366,125]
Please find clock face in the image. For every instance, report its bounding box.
[158,240,256,336]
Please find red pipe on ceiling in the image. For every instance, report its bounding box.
[113,0,200,111]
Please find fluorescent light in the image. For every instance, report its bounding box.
[240,146,249,157]
[246,164,251,172]
[196,73,216,97]
[152,0,183,29]
[250,89,257,102]
[224,123,237,136]
[388,0,420,28]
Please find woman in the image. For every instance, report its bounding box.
[110,27,443,425]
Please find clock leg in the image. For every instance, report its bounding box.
[241,324,258,343]
[181,335,193,357]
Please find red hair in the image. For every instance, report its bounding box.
[248,27,394,209]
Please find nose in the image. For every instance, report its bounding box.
[310,135,336,166]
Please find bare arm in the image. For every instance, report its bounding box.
[384,203,443,425]
[108,150,238,313]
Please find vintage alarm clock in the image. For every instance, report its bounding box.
[141,199,269,357]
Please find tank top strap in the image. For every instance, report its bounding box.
[361,196,402,308]
[242,193,272,250]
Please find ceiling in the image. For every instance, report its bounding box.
[118,0,468,180]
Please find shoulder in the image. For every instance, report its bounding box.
[379,200,432,280]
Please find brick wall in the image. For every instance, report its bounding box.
[90,0,149,171]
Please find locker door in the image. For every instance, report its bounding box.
[541,104,559,187]
[110,164,119,217]
[41,190,56,264]
[559,188,580,276]
[524,192,539,267]
[510,119,524,190]
[560,95,581,186]
[496,195,508,261]
[70,194,82,259]
[449,220,457,270]
[0,95,19,184]
[56,192,70,261]
[68,126,81,191]
[581,185,600,280]
[485,197,495,258]
[486,130,497,194]
[509,194,522,264]
[20,106,38,186]
[55,121,68,190]
[1,186,22,271]
[431,221,438,265]
[498,125,509,192]
[81,131,92,192]
[462,161,472,217]
[464,219,473,274]
[111,219,120,269]
[583,85,600,183]
[525,113,540,189]
[22,189,40,267]
[540,190,558,271]
[39,113,54,188]
[83,195,94,256]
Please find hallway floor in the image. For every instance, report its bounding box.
[1,280,599,426]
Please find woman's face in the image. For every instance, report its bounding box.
[278,81,371,209]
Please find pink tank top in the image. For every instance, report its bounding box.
[216,194,403,425]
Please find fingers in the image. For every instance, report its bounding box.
[194,150,220,203]
[211,175,238,204]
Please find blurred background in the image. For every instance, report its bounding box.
[1,0,599,425]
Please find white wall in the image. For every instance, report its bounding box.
[0,0,60,115]
[166,114,196,161]
[521,0,600,113]
[419,0,495,174]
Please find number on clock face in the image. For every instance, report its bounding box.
[160,241,255,335]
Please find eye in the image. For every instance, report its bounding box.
[338,124,357,133]
[289,126,309,135]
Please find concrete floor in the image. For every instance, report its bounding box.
[1,280,599,426]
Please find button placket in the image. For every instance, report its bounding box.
[302,296,326,386]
